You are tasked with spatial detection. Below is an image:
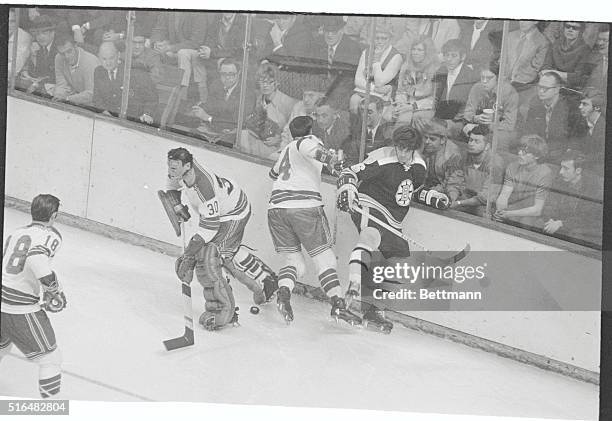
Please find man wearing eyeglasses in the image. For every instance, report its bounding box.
[191,58,255,143]
[542,22,592,90]
[494,134,552,227]
[520,71,572,160]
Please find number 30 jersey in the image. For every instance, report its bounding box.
[2,223,62,314]
[269,135,324,209]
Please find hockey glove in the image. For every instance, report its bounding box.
[337,183,359,212]
[414,189,450,210]
[42,290,67,313]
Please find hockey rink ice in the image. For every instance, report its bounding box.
[0,207,599,420]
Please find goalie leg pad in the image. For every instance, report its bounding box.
[195,244,236,329]
[158,190,190,237]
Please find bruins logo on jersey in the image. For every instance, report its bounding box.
[395,179,414,206]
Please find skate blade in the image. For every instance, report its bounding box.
[277,304,293,324]
[363,320,392,334]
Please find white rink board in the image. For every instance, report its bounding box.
[4,95,601,373]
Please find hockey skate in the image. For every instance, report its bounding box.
[330,296,362,326]
[362,306,393,334]
[276,286,294,324]
[263,274,279,302]
[344,281,360,309]
[199,307,240,331]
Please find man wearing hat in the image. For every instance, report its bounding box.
[21,14,57,95]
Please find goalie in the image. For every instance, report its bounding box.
[163,147,278,331]
[336,126,449,333]
[1,194,66,398]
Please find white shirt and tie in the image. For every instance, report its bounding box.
[446,63,463,101]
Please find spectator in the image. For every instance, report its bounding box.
[393,18,421,57]
[8,8,32,81]
[20,15,58,96]
[350,24,403,113]
[279,86,326,150]
[343,16,369,47]
[130,28,163,84]
[67,9,127,52]
[312,100,352,153]
[134,10,161,40]
[391,36,440,127]
[53,32,100,105]
[316,15,362,67]
[191,57,255,143]
[501,21,550,92]
[93,42,158,124]
[460,19,503,70]
[585,24,609,92]
[349,97,394,160]
[494,134,553,228]
[433,39,479,133]
[447,125,505,216]
[573,88,606,172]
[257,14,316,60]
[237,61,297,158]
[519,72,573,159]
[315,16,361,110]
[542,149,603,246]
[416,18,461,56]
[542,22,593,91]
[20,7,69,34]
[150,11,209,102]
[202,13,246,60]
[421,118,463,191]
[463,59,519,152]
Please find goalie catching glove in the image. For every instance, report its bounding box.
[39,271,67,312]
[175,234,207,283]
[336,171,359,212]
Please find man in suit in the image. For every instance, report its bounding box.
[202,13,246,61]
[256,14,316,60]
[21,15,58,96]
[501,21,550,91]
[417,18,461,56]
[433,39,479,135]
[460,19,502,70]
[93,42,158,124]
[150,11,209,102]
[53,32,100,105]
[585,25,609,93]
[573,88,606,172]
[519,72,576,161]
[191,58,255,142]
[312,101,352,152]
[312,16,362,111]
[348,97,394,163]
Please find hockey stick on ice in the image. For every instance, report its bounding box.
[352,205,470,266]
[163,223,195,351]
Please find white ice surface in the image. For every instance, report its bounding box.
[0,208,598,420]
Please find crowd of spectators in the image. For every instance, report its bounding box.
[8,8,608,247]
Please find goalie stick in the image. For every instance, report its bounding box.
[163,221,195,351]
[351,205,471,266]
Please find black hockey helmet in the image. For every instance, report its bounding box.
[391,125,422,151]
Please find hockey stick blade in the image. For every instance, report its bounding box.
[425,243,471,266]
[163,326,194,351]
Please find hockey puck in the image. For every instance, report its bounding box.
[250,306,260,315]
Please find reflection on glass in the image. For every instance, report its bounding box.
[10,7,607,249]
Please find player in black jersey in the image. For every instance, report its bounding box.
[336,125,427,333]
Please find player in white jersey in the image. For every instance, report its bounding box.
[165,147,277,331]
[268,116,361,325]
[1,194,66,398]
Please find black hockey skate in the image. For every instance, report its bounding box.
[330,296,362,326]
[263,274,279,302]
[276,286,294,324]
[362,306,393,334]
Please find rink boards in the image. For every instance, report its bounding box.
[4,94,601,376]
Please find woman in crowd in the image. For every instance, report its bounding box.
[389,36,439,128]
[350,24,403,113]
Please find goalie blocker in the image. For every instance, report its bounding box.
[158,190,191,237]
